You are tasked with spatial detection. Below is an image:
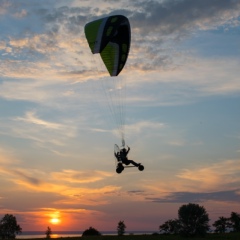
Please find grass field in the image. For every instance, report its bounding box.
[20,232,240,240]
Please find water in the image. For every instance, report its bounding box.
[17,232,83,239]
[17,231,154,239]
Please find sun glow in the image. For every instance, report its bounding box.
[48,211,61,225]
[50,218,60,225]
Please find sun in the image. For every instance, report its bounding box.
[48,211,62,225]
[50,218,60,225]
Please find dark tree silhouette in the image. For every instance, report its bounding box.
[0,214,22,239]
[117,220,126,236]
[159,219,180,235]
[213,216,229,233]
[229,212,240,232]
[178,203,210,237]
[45,226,52,238]
[82,227,101,236]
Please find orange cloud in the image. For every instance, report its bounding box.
[0,165,120,206]
[177,159,240,191]
[51,169,113,183]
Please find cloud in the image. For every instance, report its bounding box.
[147,189,240,203]
[137,159,240,203]
[0,32,95,92]
[51,169,113,183]
[0,0,11,15]
[1,1,239,111]
[2,0,240,74]
[131,0,240,35]
[13,169,42,186]
[125,57,240,108]
[0,41,6,50]
[9,34,60,54]
[0,109,81,153]
[0,167,44,190]
[13,9,27,18]
[177,159,240,191]
[16,111,64,129]
[0,147,20,165]
[125,121,165,135]
[124,0,240,74]
[0,164,120,206]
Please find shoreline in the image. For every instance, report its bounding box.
[17,231,156,239]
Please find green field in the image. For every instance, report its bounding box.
[21,232,240,240]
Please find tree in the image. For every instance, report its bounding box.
[82,227,101,236]
[159,219,180,235]
[178,203,210,237]
[213,216,229,233]
[45,226,52,239]
[117,220,126,236]
[229,212,240,232]
[0,214,22,239]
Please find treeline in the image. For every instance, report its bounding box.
[159,203,240,237]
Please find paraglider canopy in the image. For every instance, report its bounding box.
[84,15,131,76]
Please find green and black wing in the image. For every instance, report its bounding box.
[84,15,131,76]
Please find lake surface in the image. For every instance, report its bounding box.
[17,231,154,239]
[17,231,83,239]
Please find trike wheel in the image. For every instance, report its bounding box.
[138,165,144,171]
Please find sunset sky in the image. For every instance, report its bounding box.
[0,0,240,232]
